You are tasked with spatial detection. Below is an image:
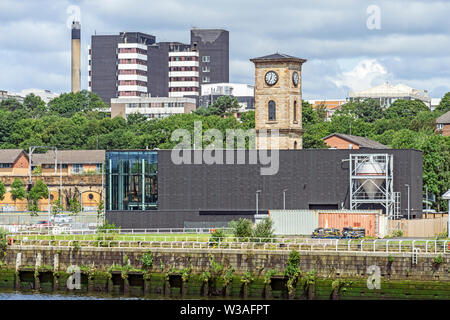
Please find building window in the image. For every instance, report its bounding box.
[88,193,94,200]
[96,164,102,173]
[437,124,443,130]
[202,66,210,72]
[293,100,297,122]
[268,100,276,121]
[71,164,84,174]
[0,163,12,168]
[202,76,210,83]
[105,151,158,211]
[294,141,298,149]
[202,56,210,62]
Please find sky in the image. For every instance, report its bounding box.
[0,0,449,99]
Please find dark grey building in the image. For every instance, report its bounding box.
[191,29,229,85]
[89,32,156,103]
[106,149,423,229]
[89,29,229,104]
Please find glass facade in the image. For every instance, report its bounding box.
[106,151,158,211]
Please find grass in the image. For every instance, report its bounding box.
[13,233,212,242]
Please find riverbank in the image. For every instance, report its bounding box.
[1,246,449,300]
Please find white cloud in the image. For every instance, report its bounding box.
[333,59,391,92]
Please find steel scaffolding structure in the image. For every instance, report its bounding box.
[349,154,400,219]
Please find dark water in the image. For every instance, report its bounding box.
[0,290,146,300]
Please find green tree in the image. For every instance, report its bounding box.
[28,180,49,216]
[194,96,240,117]
[352,99,384,122]
[229,218,253,240]
[48,90,108,117]
[0,97,25,112]
[384,99,429,120]
[436,92,450,112]
[0,181,6,201]
[253,218,274,241]
[23,94,47,118]
[10,178,27,209]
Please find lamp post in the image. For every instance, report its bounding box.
[442,190,450,236]
[405,184,410,220]
[283,189,288,210]
[256,190,261,214]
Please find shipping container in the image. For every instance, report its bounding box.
[269,210,318,236]
[318,210,383,237]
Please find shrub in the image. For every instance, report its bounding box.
[210,228,226,245]
[252,218,274,241]
[433,255,444,265]
[229,218,253,241]
[141,252,154,270]
[0,228,8,254]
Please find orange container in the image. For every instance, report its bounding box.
[318,211,379,237]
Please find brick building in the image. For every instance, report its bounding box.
[323,133,390,150]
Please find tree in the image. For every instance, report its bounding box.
[10,178,27,210]
[0,97,25,112]
[229,218,253,240]
[48,90,108,117]
[28,180,49,216]
[23,94,47,118]
[384,99,429,120]
[436,92,450,112]
[253,218,274,241]
[0,181,5,202]
[352,99,384,123]
[194,96,240,117]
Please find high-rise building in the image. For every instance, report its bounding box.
[190,29,229,85]
[89,29,229,104]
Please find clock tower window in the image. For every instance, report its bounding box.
[268,100,276,121]
[293,100,297,122]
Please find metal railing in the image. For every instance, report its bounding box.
[8,227,233,235]
[8,237,449,255]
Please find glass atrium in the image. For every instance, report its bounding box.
[106,151,158,211]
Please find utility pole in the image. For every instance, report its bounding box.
[405,184,410,220]
[256,190,261,214]
[283,189,288,210]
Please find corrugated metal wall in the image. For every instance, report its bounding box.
[269,210,319,236]
[267,209,385,237]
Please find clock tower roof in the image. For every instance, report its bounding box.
[250,53,307,64]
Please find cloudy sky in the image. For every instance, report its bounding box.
[0,0,449,99]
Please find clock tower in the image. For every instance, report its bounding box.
[250,53,307,150]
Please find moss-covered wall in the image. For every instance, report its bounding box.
[0,246,449,299]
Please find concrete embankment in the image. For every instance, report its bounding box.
[0,246,449,299]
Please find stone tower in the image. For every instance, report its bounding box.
[250,53,307,149]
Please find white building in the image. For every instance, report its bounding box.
[349,82,431,108]
[200,83,254,111]
[116,43,148,97]
[110,96,197,120]
[0,89,59,104]
[168,51,200,98]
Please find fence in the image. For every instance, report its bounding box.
[0,213,100,232]
[388,217,448,237]
[7,237,449,255]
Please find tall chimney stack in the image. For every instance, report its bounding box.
[71,21,81,93]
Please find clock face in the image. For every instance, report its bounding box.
[292,71,299,86]
[265,71,278,86]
